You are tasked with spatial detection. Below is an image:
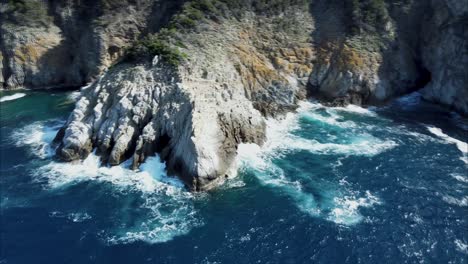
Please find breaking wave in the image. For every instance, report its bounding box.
[0,93,26,102]
[237,101,387,225]
[427,126,468,164]
[15,121,202,244]
[12,120,64,159]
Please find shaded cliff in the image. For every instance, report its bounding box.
[0,0,184,89]
[308,0,467,114]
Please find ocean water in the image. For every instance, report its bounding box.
[0,90,467,263]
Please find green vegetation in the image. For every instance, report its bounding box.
[346,0,389,34]
[126,29,187,67]
[5,0,52,26]
[126,0,308,65]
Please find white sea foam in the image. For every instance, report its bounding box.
[427,126,467,153]
[286,135,397,156]
[255,102,397,157]
[300,101,377,116]
[455,239,468,255]
[441,195,468,207]
[12,121,63,158]
[0,93,26,102]
[68,91,82,101]
[16,121,201,244]
[35,154,201,244]
[237,102,386,225]
[264,118,396,157]
[68,212,92,222]
[451,173,468,183]
[50,211,92,222]
[427,126,468,164]
[302,111,357,128]
[327,191,381,225]
[339,104,377,116]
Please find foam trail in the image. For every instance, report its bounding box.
[0,93,26,102]
[441,195,468,207]
[339,104,377,116]
[451,173,468,183]
[237,101,386,225]
[238,144,320,216]
[427,126,467,153]
[301,111,357,128]
[264,115,396,157]
[427,126,467,164]
[454,239,468,255]
[35,153,201,244]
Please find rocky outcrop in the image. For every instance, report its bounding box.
[54,9,314,190]
[308,0,429,106]
[55,61,265,190]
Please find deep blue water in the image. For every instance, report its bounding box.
[0,90,467,264]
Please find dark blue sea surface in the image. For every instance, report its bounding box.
[0,90,467,263]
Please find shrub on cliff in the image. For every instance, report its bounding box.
[125,0,309,63]
[4,0,52,26]
[126,30,187,67]
[346,0,389,34]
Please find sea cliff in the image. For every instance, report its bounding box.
[1,0,466,189]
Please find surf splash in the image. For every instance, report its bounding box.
[427,126,468,164]
[0,93,26,102]
[237,101,387,225]
[14,121,202,244]
[12,120,64,159]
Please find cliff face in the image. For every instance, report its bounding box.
[0,0,183,89]
[308,0,467,114]
[2,0,467,189]
[420,0,468,114]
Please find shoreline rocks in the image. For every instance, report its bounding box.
[1,0,465,190]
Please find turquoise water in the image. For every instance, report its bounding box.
[0,90,467,263]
